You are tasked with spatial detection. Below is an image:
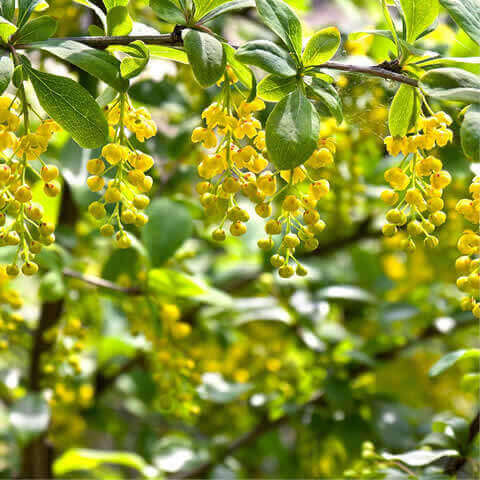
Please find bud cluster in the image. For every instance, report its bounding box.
[381,112,453,251]
[455,176,480,317]
[0,96,61,276]
[87,94,157,248]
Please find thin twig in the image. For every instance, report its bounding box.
[15,34,418,87]
[63,267,144,296]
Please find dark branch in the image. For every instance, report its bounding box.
[63,268,144,296]
[16,34,418,87]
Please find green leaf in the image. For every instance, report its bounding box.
[461,104,480,162]
[224,43,254,89]
[119,40,150,80]
[256,0,302,57]
[429,348,480,377]
[73,0,107,30]
[147,269,205,297]
[199,0,255,23]
[183,29,226,87]
[388,84,419,137]
[381,449,459,466]
[147,45,188,63]
[461,372,480,392]
[439,0,480,45]
[0,0,15,22]
[0,17,17,43]
[381,0,399,54]
[235,40,297,77]
[266,89,320,170]
[17,0,48,28]
[257,73,296,101]
[306,76,343,123]
[193,0,229,20]
[54,449,153,477]
[26,66,108,148]
[107,5,133,36]
[150,0,186,24]
[0,52,13,95]
[142,198,193,267]
[420,67,480,103]
[31,39,126,91]
[10,393,50,439]
[13,15,57,43]
[400,0,439,43]
[302,27,340,66]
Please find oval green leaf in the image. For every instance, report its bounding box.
[236,40,297,77]
[388,84,419,137]
[26,66,108,148]
[400,0,439,43]
[142,198,193,267]
[106,5,132,36]
[183,29,226,87]
[420,67,480,103]
[257,74,297,101]
[266,89,320,170]
[150,0,186,24]
[461,105,480,162]
[302,27,340,66]
[439,0,480,45]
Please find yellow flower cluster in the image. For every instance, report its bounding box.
[455,176,480,318]
[87,94,156,248]
[0,96,61,276]
[381,112,453,251]
[193,73,334,277]
[128,300,199,418]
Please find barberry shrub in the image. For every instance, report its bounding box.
[0,0,478,478]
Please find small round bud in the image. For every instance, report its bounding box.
[100,224,115,237]
[270,254,285,268]
[44,181,61,197]
[212,228,226,242]
[257,238,274,250]
[278,264,294,278]
[22,261,39,276]
[41,165,59,182]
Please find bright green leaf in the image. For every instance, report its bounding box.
[0,0,15,22]
[26,66,109,148]
[224,43,253,89]
[31,39,126,91]
[142,198,193,267]
[236,40,297,77]
[388,84,419,137]
[194,0,229,20]
[266,89,320,170]
[257,73,296,101]
[302,27,340,66]
[306,76,343,123]
[17,0,48,28]
[150,0,186,24]
[147,269,205,297]
[400,0,439,43]
[183,29,226,87]
[119,40,150,80]
[439,0,480,45]
[461,104,480,162]
[148,45,188,63]
[429,348,480,377]
[199,0,254,23]
[420,67,480,103]
[256,0,302,57]
[0,17,17,43]
[107,5,133,36]
[13,15,57,43]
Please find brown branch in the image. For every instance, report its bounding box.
[15,34,418,87]
[171,318,477,479]
[62,267,144,296]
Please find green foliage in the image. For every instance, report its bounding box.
[461,105,480,161]
[429,349,480,377]
[256,0,303,57]
[400,0,439,43]
[439,0,480,45]
[257,73,297,101]
[266,89,320,169]
[25,66,109,148]
[142,198,193,267]
[150,0,186,24]
[0,52,13,95]
[183,29,226,86]
[119,40,150,79]
[13,15,57,43]
[302,27,340,66]
[106,5,133,35]
[388,84,418,137]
